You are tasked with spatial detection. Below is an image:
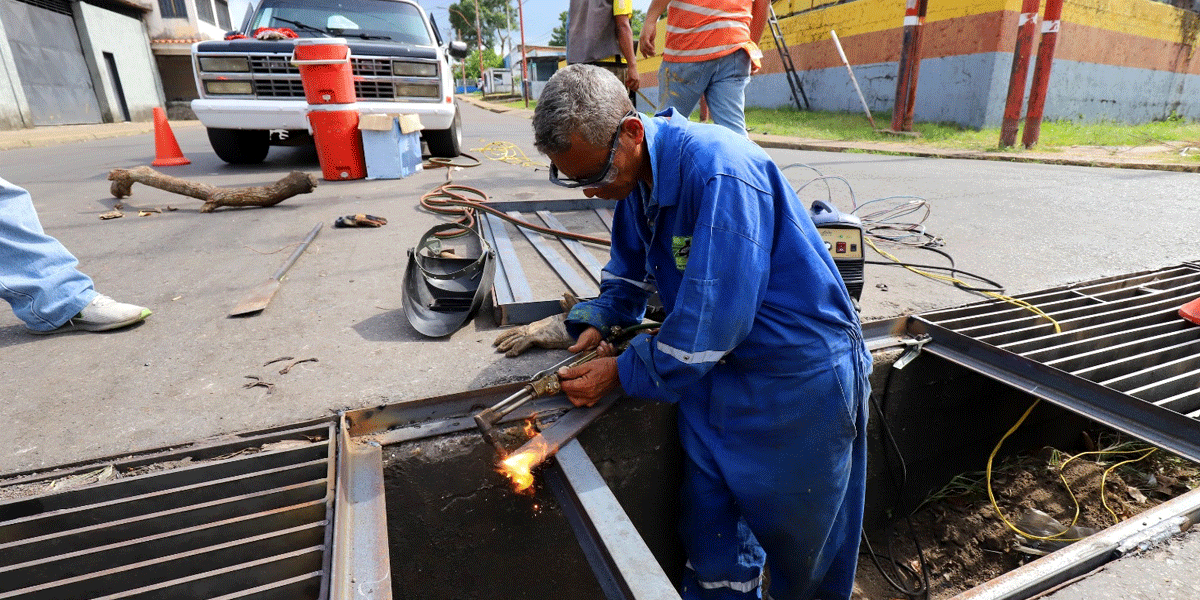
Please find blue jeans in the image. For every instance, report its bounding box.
[657,51,752,137]
[0,177,96,331]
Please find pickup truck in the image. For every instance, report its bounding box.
[191,0,469,164]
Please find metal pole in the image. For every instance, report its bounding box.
[830,30,877,130]
[999,0,1040,148]
[473,0,483,96]
[891,0,918,132]
[901,0,929,131]
[517,0,529,107]
[1022,0,1064,149]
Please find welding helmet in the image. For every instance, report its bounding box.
[402,223,495,337]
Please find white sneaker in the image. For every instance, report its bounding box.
[31,294,152,334]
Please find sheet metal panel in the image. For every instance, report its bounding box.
[2,0,102,125]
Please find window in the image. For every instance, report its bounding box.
[159,0,187,19]
[216,0,231,29]
[195,0,215,25]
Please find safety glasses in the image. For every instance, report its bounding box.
[549,110,636,188]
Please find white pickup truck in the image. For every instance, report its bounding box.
[191,0,468,164]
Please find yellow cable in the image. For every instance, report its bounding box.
[987,400,1161,541]
[470,141,548,169]
[1098,448,1157,524]
[865,237,1062,334]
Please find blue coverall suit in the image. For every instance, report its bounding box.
[566,109,871,600]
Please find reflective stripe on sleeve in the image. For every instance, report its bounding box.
[656,340,726,365]
[685,561,763,594]
[600,271,656,291]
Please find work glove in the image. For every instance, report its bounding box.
[493,293,579,357]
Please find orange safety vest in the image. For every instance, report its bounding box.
[663,0,762,69]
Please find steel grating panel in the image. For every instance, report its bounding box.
[911,263,1200,461]
[0,424,335,600]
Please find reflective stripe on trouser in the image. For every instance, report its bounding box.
[656,50,750,137]
[676,331,869,600]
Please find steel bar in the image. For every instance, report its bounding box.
[919,266,1199,327]
[596,208,614,231]
[993,306,1189,354]
[538,210,605,283]
[1,443,328,518]
[0,422,331,488]
[483,212,532,304]
[0,461,329,542]
[508,210,599,299]
[1,502,327,592]
[330,415,391,600]
[947,487,1200,600]
[1101,351,1200,391]
[207,572,323,600]
[89,546,325,600]
[1048,328,1200,377]
[505,392,621,471]
[1017,319,1194,362]
[909,318,1200,462]
[545,440,679,600]
[1,524,326,599]
[953,278,1200,338]
[0,485,327,569]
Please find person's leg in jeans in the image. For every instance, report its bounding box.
[0,177,97,330]
[0,177,149,333]
[657,59,709,119]
[701,51,752,136]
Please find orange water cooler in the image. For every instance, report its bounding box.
[294,38,366,180]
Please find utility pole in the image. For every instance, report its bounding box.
[1022,0,1064,148]
[473,0,484,95]
[517,0,528,107]
[999,0,1040,148]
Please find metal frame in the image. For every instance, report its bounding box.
[478,198,618,325]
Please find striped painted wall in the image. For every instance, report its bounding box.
[634,0,1200,127]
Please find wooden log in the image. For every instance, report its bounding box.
[108,166,318,213]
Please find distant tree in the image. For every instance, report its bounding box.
[463,47,505,80]
[447,0,510,49]
[549,11,567,47]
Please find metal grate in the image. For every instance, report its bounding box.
[0,424,335,599]
[911,262,1200,461]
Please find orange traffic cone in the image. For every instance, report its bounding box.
[151,107,190,166]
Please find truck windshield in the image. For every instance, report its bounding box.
[250,0,432,45]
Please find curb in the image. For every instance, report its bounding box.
[457,95,1199,173]
[0,120,202,151]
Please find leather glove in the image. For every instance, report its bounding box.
[493,293,579,357]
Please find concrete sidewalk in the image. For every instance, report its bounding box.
[460,95,1200,173]
[0,119,203,151]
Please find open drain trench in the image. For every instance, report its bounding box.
[910,262,1200,463]
[2,264,1199,600]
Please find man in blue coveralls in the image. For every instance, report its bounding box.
[531,64,871,600]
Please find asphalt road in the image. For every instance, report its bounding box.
[2,102,1198,476]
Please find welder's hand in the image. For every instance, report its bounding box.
[568,326,603,354]
[493,313,573,357]
[558,357,620,407]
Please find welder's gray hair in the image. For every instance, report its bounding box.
[532,64,634,156]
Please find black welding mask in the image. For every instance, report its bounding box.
[402,223,495,337]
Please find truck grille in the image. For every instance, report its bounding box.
[242,54,434,100]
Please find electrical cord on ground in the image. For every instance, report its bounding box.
[860,365,931,600]
[985,400,1161,543]
[470,141,548,169]
[865,237,1062,334]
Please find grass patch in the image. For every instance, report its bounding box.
[741,107,1200,155]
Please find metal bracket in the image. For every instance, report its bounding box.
[892,334,931,370]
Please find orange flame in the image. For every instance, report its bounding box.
[498,419,550,494]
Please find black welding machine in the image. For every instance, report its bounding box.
[809,200,865,302]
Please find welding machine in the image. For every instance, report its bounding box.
[809,200,865,302]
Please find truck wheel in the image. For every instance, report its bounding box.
[206,128,270,164]
[424,105,462,158]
